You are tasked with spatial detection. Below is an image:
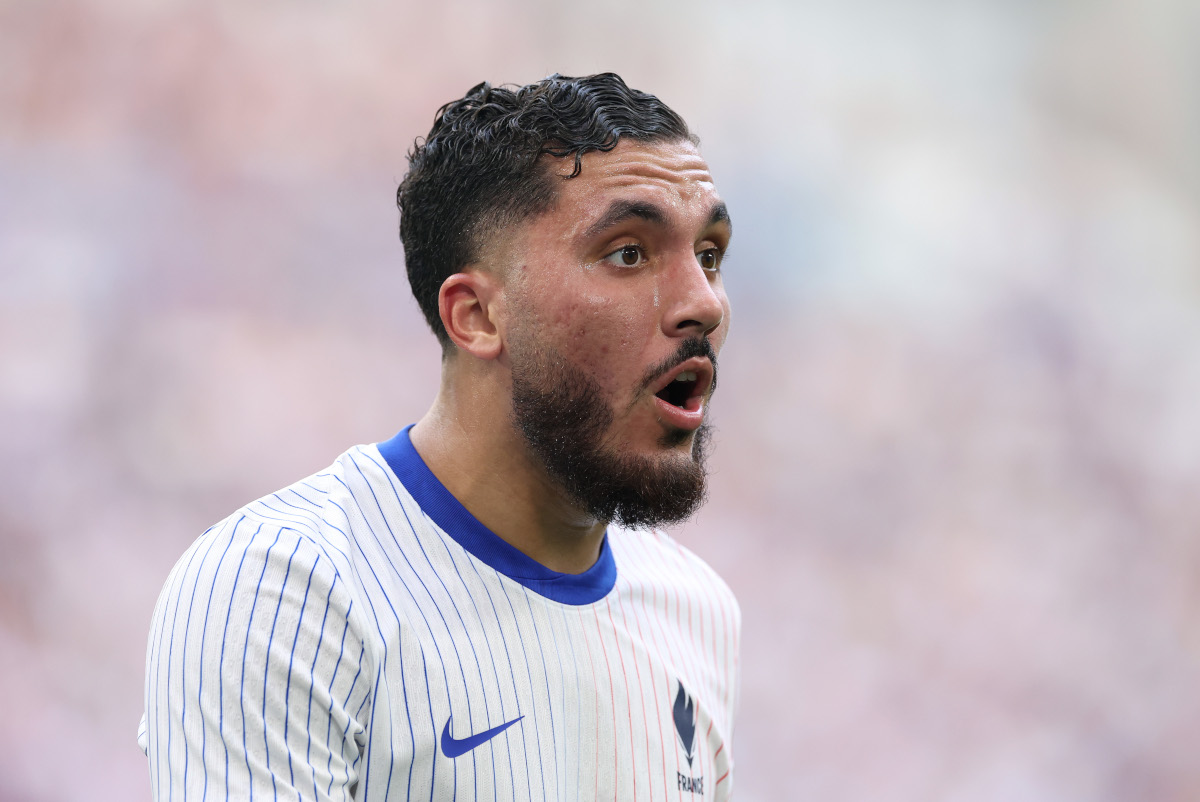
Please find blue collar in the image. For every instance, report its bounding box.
[376,426,617,605]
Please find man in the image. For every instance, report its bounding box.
[140,72,739,801]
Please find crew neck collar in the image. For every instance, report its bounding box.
[375,426,617,605]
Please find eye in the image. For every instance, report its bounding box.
[604,244,646,268]
[697,248,722,272]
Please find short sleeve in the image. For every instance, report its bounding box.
[142,516,373,801]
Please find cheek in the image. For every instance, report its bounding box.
[548,293,655,364]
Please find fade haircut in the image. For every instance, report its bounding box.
[397,72,695,348]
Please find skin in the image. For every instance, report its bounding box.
[409,138,732,574]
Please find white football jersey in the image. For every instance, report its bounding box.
[140,427,740,800]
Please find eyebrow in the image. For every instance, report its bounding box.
[581,199,733,241]
[582,200,668,240]
[707,202,732,235]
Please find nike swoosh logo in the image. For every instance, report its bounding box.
[440,714,524,758]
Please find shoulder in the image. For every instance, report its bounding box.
[151,443,399,638]
[607,526,740,624]
[150,509,360,648]
[608,525,733,589]
[235,444,390,550]
[143,460,383,796]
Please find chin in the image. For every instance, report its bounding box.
[657,424,700,451]
[509,338,715,528]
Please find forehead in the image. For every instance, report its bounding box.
[547,139,721,231]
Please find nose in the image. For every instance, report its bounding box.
[661,255,726,338]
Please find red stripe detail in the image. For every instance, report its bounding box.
[593,605,619,801]
[578,606,602,800]
[671,541,697,649]
[669,538,704,788]
[624,532,684,802]
[637,579,670,800]
[668,539,701,783]
[710,572,718,681]
[715,769,730,785]
[641,533,691,802]
[721,588,733,728]
[617,575,659,800]
[607,596,638,802]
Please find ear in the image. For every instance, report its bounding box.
[438,270,504,360]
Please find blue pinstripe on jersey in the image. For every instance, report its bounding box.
[142,428,740,800]
[352,452,481,794]
[192,518,238,802]
[327,639,364,797]
[436,527,515,793]
[239,526,283,801]
[261,536,304,798]
[460,537,537,796]
[322,494,415,799]
[283,550,321,787]
[303,581,335,800]
[217,520,255,799]
[366,448,518,796]
[497,566,550,802]
[520,584,561,801]
[339,465,462,797]
[161,524,208,801]
[178,527,217,797]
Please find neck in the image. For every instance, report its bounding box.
[408,366,606,575]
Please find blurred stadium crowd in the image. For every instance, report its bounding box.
[1,0,1198,799]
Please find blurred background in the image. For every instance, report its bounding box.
[2,0,1199,799]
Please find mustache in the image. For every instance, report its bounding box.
[639,337,719,395]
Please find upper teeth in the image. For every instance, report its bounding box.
[674,371,697,383]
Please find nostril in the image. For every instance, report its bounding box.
[663,275,725,335]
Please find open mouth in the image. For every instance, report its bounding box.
[649,357,713,414]
[656,370,700,408]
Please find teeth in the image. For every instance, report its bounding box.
[673,371,698,383]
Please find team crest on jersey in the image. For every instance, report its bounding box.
[672,680,704,794]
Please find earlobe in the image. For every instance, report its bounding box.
[438,271,504,360]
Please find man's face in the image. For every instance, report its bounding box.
[498,138,732,528]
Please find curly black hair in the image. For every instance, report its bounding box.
[397,73,695,348]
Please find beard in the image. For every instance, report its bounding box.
[510,336,717,530]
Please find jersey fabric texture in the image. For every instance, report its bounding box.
[140,426,740,800]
